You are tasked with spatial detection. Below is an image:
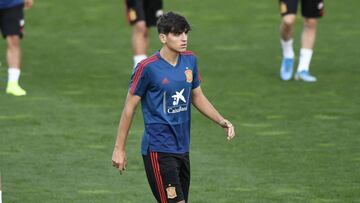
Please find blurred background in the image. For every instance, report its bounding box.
[0,0,359,202]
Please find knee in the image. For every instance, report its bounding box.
[303,18,317,29]
[6,36,21,48]
[133,21,148,35]
[282,15,296,29]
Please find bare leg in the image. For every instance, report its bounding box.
[280,14,296,58]
[279,14,296,81]
[6,35,27,96]
[132,21,149,67]
[280,14,296,41]
[301,18,317,49]
[295,18,318,81]
[7,35,21,69]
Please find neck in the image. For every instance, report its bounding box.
[160,46,179,66]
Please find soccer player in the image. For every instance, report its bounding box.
[125,0,164,68]
[279,0,324,82]
[112,12,235,203]
[0,0,33,96]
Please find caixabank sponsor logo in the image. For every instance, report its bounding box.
[167,88,188,114]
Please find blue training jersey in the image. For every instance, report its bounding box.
[129,51,201,155]
[0,0,23,9]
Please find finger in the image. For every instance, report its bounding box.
[227,131,234,140]
[226,126,232,136]
[119,163,124,171]
[229,126,234,136]
[226,129,231,140]
[227,127,235,140]
[112,160,118,167]
[118,165,124,174]
[230,127,235,138]
[119,161,126,172]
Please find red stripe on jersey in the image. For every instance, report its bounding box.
[151,152,168,203]
[181,50,197,56]
[130,55,159,94]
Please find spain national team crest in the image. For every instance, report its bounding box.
[166,186,177,199]
[184,68,193,83]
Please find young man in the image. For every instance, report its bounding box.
[125,0,164,68]
[112,12,235,203]
[279,0,324,82]
[0,0,33,96]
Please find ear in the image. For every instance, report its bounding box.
[159,33,167,44]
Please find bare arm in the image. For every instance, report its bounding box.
[112,92,141,174]
[24,0,34,9]
[191,86,235,140]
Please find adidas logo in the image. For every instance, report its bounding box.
[162,78,170,84]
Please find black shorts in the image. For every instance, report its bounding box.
[143,151,190,203]
[125,0,163,27]
[279,0,324,18]
[0,4,24,38]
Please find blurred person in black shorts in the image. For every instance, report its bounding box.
[0,0,33,96]
[125,0,163,68]
[278,0,324,82]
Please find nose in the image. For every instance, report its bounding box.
[180,33,187,41]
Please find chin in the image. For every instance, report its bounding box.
[178,48,187,53]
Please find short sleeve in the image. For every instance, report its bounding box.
[129,64,150,97]
[192,57,201,89]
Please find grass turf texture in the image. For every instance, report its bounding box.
[1,0,360,202]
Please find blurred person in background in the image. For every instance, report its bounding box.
[125,0,164,68]
[0,0,33,96]
[279,0,324,82]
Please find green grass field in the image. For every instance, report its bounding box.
[1,0,360,202]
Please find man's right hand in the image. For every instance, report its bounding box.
[112,148,127,174]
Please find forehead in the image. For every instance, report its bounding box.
[168,31,187,36]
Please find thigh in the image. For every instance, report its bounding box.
[279,0,299,16]
[158,152,186,203]
[143,153,162,203]
[179,153,190,202]
[143,152,186,203]
[0,4,24,38]
[144,0,163,27]
[301,0,324,18]
[125,0,146,25]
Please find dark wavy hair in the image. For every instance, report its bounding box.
[157,12,191,35]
